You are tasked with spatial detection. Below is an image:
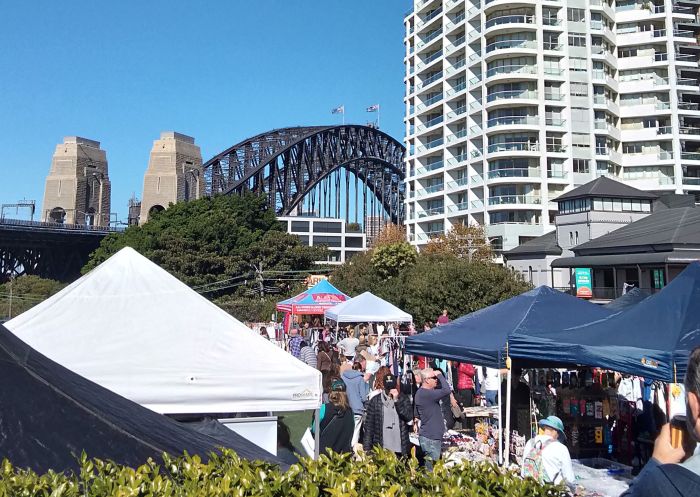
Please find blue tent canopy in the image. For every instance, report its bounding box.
[510,262,700,382]
[603,287,652,312]
[405,286,613,368]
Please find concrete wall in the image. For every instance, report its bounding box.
[506,255,570,288]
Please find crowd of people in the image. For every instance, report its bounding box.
[265,315,700,496]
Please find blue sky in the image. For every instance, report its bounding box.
[0,1,409,221]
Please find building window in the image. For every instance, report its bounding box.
[291,221,309,232]
[568,33,586,47]
[528,266,533,283]
[345,236,364,248]
[575,231,579,244]
[569,232,573,245]
[573,159,590,173]
[313,235,342,247]
[567,8,586,22]
[313,221,342,233]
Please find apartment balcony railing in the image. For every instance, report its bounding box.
[415,160,445,175]
[487,168,540,179]
[447,177,469,189]
[546,117,566,127]
[469,124,483,135]
[425,137,444,149]
[658,151,674,160]
[594,121,613,130]
[680,126,700,135]
[679,102,700,111]
[683,177,700,185]
[487,115,539,127]
[418,29,443,47]
[420,71,443,88]
[424,93,443,106]
[682,152,700,161]
[545,92,564,101]
[657,125,673,135]
[424,115,444,130]
[674,29,695,38]
[547,144,567,153]
[486,64,537,78]
[417,206,445,218]
[446,201,470,212]
[446,105,467,119]
[676,53,698,62]
[544,67,565,76]
[471,199,484,209]
[453,152,469,163]
[655,52,668,62]
[424,183,444,194]
[544,42,563,51]
[547,170,568,179]
[449,35,466,50]
[421,7,443,25]
[656,101,671,110]
[487,89,538,102]
[488,194,541,205]
[470,148,484,158]
[423,50,443,65]
[485,39,537,53]
[447,80,467,95]
[485,14,536,29]
[487,142,540,153]
[653,29,667,38]
[678,78,699,87]
[471,174,484,184]
[542,17,561,26]
[672,5,694,15]
[446,12,466,30]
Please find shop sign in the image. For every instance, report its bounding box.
[305,274,328,288]
[575,268,593,298]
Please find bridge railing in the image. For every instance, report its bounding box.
[0,217,124,233]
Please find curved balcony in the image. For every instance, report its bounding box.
[485,89,538,109]
[484,14,536,35]
[485,115,539,133]
[486,141,541,157]
[487,194,542,207]
[485,64,537,82]
[487,168,541,182]
[484,39,537,61]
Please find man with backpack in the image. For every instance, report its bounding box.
[521,416,575,487]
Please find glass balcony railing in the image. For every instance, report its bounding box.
[487,115,539,127]
[546,117,566,127]
[426,137,444,149]
[424,183,444,194]
[487,142,540,153]
[424,50,443,65]
[425,93,444,106]
[485,39,537,53]
[485,14,536,29]
[418,206,445,217]
[488,194,541,205]
[682,152,700,161]
[547,170,568,179]
[680,127,700,135]
[486,64,537,78]
[420,71,443,88]
[487,168,540,179]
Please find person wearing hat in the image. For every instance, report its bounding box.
[310,379,355,454]
[363,373,413,456]
[521,416,575,486]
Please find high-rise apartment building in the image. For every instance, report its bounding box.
[403,0,700,252]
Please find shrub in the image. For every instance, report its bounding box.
[0,449,569,496]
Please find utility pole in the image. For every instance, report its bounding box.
[253,262,265,300]
[8,275,13,319]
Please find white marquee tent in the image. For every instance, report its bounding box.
[7,247,322,414]
[324,291,412,323]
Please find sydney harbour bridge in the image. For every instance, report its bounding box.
[1,124,405,282]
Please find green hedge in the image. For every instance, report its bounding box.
[0,449,569,497]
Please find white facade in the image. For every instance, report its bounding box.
[278,216,367,265]
[403,0,700,252]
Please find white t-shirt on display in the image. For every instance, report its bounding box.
[337,337,359,357]
[483,368,500,392]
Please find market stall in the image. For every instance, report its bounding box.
[406,286,613,463]
[276,279,349,333]
[323,291,412,324]
[7,247,323,455]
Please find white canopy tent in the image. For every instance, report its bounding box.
[7,247,322,414]
[324,291,412,323]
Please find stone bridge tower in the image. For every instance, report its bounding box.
[41,136,111,226]
[139,132,203,225]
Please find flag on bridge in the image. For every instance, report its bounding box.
[331,105,345,114]
[366,104,380,112]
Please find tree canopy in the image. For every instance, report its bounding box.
[0,275,64,321]
[331,242,529,325]
[84,195,327,321]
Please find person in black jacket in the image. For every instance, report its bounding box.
[363,374,413,456]
[313,380,355,454]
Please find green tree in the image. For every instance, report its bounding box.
[83,194,327,321]
[370,242,418,279]
[0,275,65,320]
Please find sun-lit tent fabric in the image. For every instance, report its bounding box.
[405,286,613,368]
[603,287,652,312]
[276,279,349,314]
[324,292,412,323]
[7,247,321,413]
[510,262,700,382]
[0,324,282,474]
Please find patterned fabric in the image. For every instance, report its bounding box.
[288,336,303,359]
[299,346,317,368]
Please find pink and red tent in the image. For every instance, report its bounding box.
[276,279,349,315]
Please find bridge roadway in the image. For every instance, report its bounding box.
[0,218,121,282]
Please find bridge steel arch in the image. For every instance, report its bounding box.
[202,125,406,224]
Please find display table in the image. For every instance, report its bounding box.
[573,458,631,497]
[462,406,499,419]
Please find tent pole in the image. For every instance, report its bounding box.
[504,356,512,466]
[314,407,321,460]
[497,357,503,465]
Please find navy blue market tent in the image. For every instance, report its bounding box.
[603,287,652,312]
[510,262,700,382]
[0,325,283,474]
[405,286,613,368]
